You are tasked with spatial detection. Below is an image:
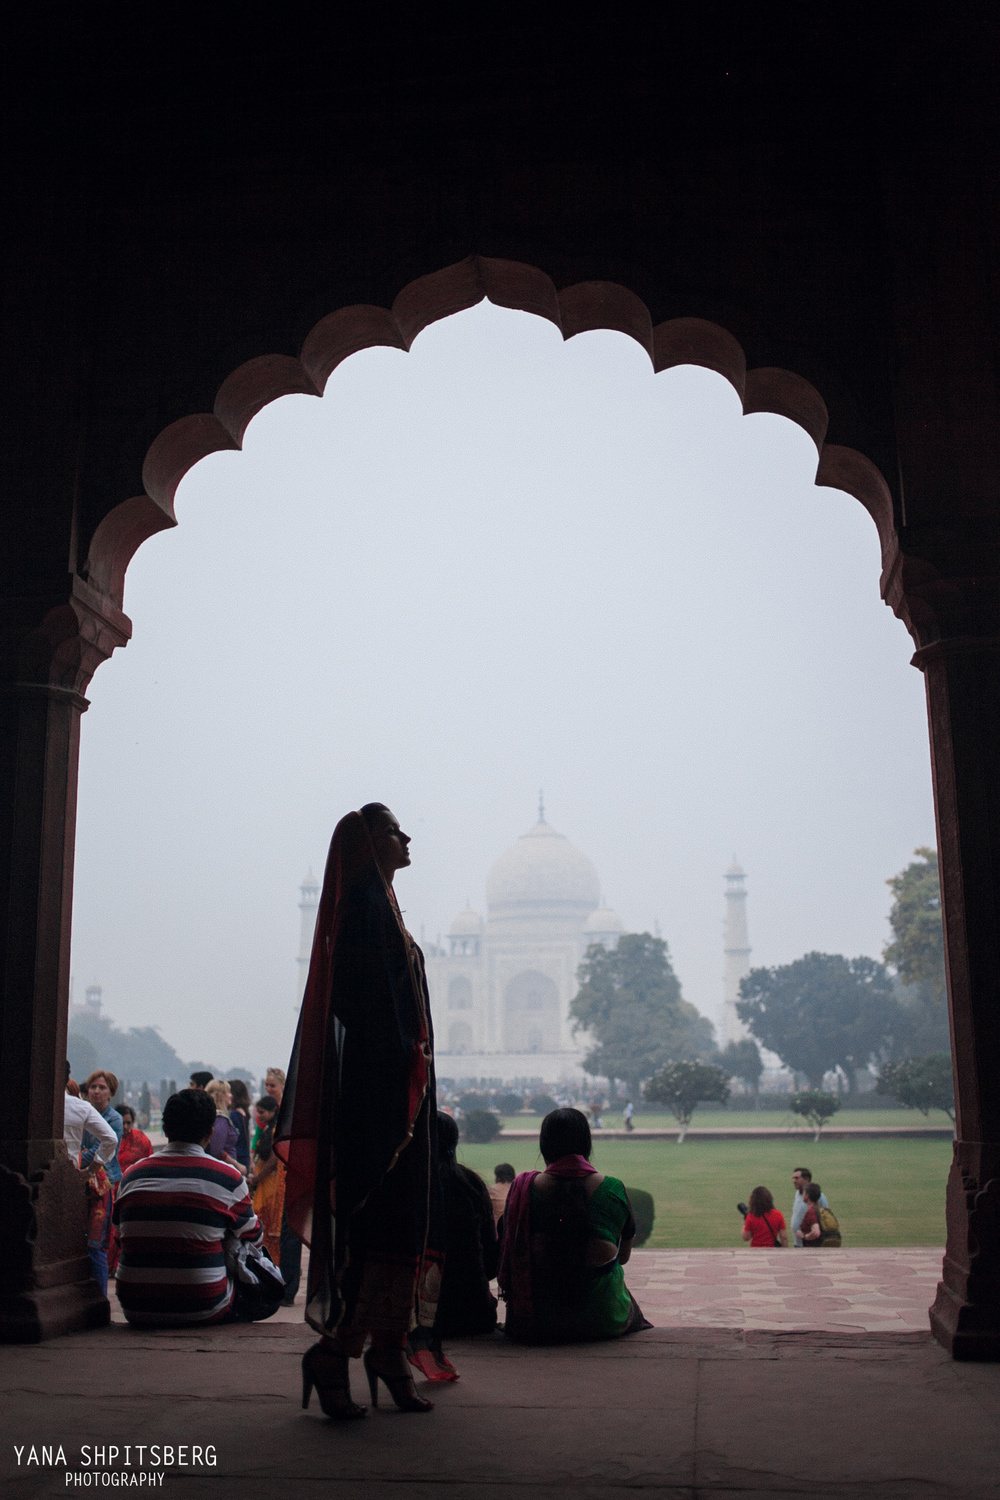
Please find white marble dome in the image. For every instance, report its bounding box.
[449,907,484,936]
[486,820,600,921]
[584,903,624,935]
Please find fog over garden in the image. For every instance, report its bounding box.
[69,300,936,1078]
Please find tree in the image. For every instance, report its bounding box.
[68,1006,190,1088]
[571,933,715,1096]
[884,849,945,1003]
[876,1054,955,1121]
[883,849,951,1055]
[644,1060,730,1142]
[789,1091,842,1142]
[720,1038,764,1109]
[736,952,900,1089]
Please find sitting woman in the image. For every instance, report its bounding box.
[498,1107,651,1344]
[435,1112,498,1336]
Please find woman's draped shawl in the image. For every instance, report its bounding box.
[274,811,439,1335]
[497,1171,539,1326]
[497,1156,598,1328]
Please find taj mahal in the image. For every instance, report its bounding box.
[422,804,627,1081]
[296,807,752,1084]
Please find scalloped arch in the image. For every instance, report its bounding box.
[84,253,899,608]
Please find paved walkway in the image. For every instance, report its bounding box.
[106,1247,945,1335]
[623,1247,943,1332]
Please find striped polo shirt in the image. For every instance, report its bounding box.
[113,1142,263,1326]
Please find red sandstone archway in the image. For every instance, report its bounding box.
[16,252,986,1356]
[82,256,904,640]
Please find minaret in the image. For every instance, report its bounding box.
[722,859,752,1044]
[296,870,320,1007]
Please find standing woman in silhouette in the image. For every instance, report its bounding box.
[276,804,441,1418]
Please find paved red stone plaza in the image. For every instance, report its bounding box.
[623,1248,943,1332]
[184,1247,942,1335]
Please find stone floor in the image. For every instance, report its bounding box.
[7,1319,1000,1499]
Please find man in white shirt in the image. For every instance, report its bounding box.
[790,1167,828,1247]
[64,1086,118,1168]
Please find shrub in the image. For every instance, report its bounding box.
[789,1090,842,1141]
[644,1061,730,1142]
[626,1187,655,1246]
[530,1092,558,1116]
[459,1091,492,1114]
[461,1109,501,1144]
[496,1092,526,1117]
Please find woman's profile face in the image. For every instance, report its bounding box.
[368,810,412,879]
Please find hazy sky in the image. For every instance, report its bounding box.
[70,301,935,1075]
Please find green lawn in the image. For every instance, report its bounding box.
[497,1109,953,1132]
[458,1137,951,1248]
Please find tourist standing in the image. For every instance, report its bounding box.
[624,1100,635,1132]
[790,1168,828,1248]
[80,1070,124,1295]
[262,1067,300,1308]
[116,1104,153,1173]
[108,1105,153,1276]
[741,1186,788,1247]
[276,804,443,1418]
[64,1068,118,1171]
[205,1080,244,1172]
[249,1095,284,1264]
[228,1078,253,1174]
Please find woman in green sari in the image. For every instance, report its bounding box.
[498,1108,651,1344]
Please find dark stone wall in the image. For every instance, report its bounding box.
[4,4,955,576]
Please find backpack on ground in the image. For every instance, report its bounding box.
[817,1205,842,1247]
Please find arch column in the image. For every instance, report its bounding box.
[911,630,1000,1359]
[0,576,129,1341]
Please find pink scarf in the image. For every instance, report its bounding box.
[497,1155,597,1325]
[543,1153,597,1179]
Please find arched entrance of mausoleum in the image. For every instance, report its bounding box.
[3,255,999,1364]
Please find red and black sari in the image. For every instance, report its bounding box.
[275,811,442,1346]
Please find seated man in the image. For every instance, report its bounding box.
[489,1162,516,1225]
[114,1088,282,1327]
[498,1107,651,1345]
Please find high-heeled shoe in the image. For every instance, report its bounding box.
[301,1342,367,1420]
[363,1348,434,1413]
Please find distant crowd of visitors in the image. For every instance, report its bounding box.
[64,1059,301,1315]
